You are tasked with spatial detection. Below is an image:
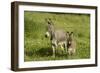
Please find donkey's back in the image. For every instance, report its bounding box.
[54,29,67,43]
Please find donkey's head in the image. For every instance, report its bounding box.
[45,18,55,38]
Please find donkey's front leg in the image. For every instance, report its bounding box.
[52,45,56,58]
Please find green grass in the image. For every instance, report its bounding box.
[24,11,90,61]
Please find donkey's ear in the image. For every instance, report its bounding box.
[48,18,51,21]
[48,18,54,25]
[45,18,51,25]
[48,18,52,23]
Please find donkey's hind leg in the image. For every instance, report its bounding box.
[64,42,67,54]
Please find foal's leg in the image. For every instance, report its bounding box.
[60,44,64,51]
[72,48,76,55]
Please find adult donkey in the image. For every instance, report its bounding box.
[45,18,68,57]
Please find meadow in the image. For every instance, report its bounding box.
[24,11,90,61]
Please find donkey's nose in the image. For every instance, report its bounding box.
[45,32,50,38]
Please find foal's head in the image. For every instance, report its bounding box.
[67,32,74,45]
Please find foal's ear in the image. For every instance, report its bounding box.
[66,31,70,38]
[66,31,69,35]
[70,32,74,37]
[70,32,73,34]
[66,31,69,34]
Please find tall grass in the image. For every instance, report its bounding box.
[24,11,90,61]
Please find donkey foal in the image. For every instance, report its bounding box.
[67,32,76,55]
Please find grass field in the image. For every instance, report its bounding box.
[24,11,90,61]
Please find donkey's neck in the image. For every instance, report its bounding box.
[50,31,55,40]
[50,26,55,40]
[49,24,55,40]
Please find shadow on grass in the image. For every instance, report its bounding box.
[34,47,69,57]
[37,47,53,56]
[25,46,69,58]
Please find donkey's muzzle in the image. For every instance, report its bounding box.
[45,32,50,38]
